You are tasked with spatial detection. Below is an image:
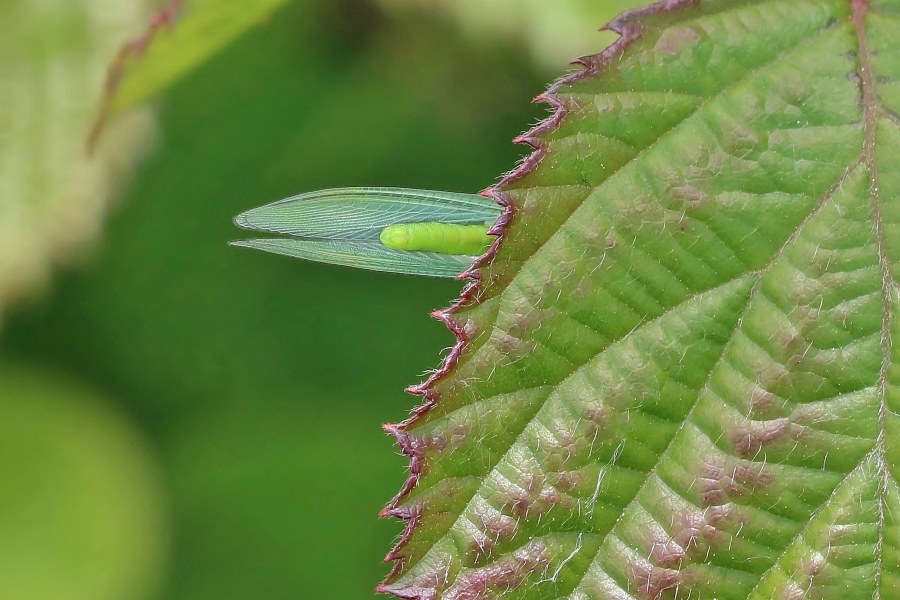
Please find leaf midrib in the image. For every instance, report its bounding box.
[853,1,896,597]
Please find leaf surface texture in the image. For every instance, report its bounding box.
[382,1,900,598]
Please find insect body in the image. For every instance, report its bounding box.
[379,223,493,256]
[231,187,501,277]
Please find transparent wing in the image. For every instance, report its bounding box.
[230,238,475,278]
[233,187,501,241]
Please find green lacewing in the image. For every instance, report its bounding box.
[231,187,502,277]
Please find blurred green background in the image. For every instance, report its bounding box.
[0,1,638,598]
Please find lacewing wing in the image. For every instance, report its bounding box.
[231,187,501,277]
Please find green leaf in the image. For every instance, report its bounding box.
[0,0,154,325]
[92,0,289,141]
[382,1,900,598]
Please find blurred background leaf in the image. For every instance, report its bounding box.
[0,0,155,325]
[0,364,166,600]
[96,0,291,137]
[376,0,644,69]
[1,0,642,598]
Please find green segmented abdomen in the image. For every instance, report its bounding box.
[379,223,492,255]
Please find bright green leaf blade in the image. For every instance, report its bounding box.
[234,188,501,241]
[98,0,289,121]
[382,1,900,598]
[230,238,474,278]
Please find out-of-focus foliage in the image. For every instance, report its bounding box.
[2,0,552,597]
[0,0,155,322]
[0,364,166,600]
[98,0,291,126]
[375,0,647,69]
